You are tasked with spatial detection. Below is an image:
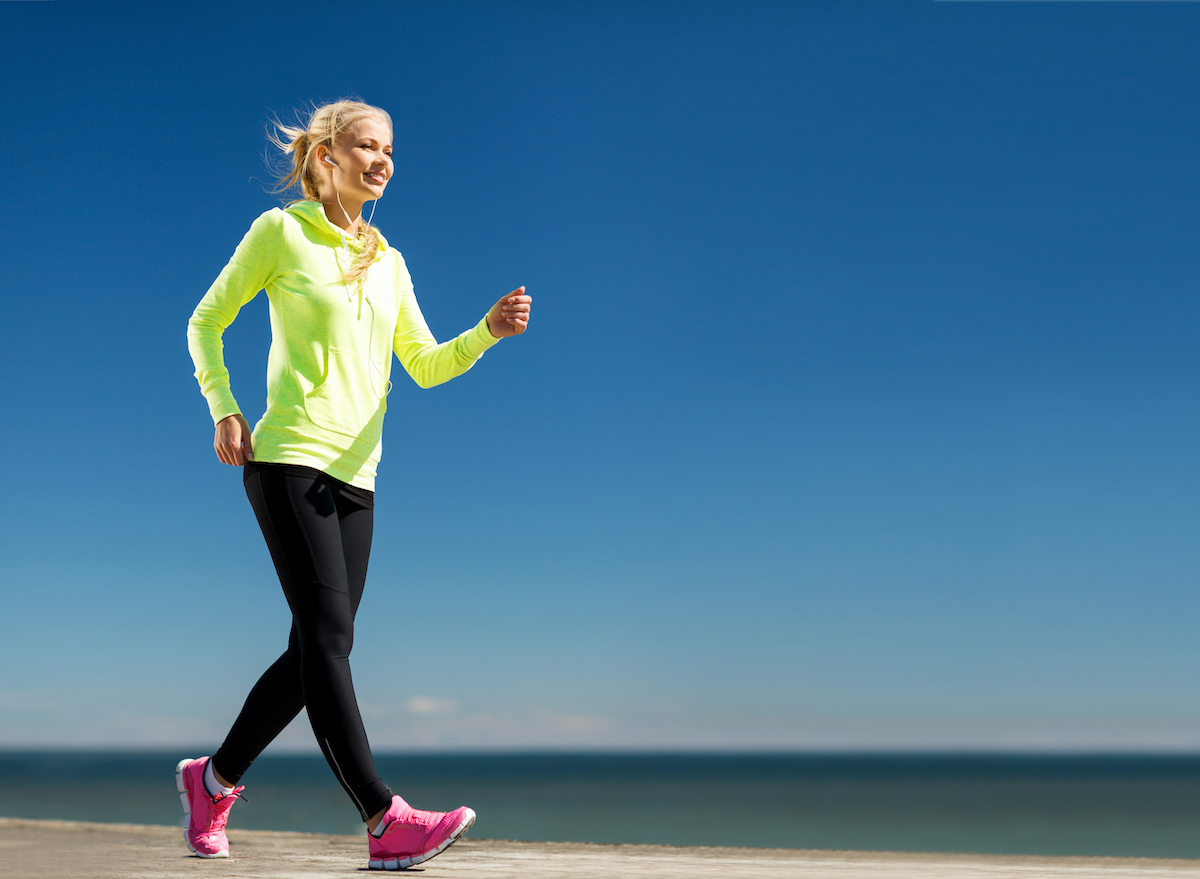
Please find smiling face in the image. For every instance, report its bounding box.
[322,115,394,211]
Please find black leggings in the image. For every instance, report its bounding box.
[211,463,392,821]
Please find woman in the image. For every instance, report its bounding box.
[182,100,531,871]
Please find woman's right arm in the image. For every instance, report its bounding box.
[186,210,283,464]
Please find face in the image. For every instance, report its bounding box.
[324,116,393,205]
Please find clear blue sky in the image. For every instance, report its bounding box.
[1,0,1197,752]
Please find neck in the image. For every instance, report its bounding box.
[321,197,364,235]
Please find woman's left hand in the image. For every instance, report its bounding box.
[486,287,532,338]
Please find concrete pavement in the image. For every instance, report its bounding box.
[3,818,1200,879]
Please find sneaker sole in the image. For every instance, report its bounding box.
[175,758,230,859]
[367,808,476,871]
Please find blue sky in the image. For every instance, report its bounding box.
[0,0,1197,751]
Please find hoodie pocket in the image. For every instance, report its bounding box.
[302,346,385,438]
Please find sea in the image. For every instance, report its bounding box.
[3,751,1200,858]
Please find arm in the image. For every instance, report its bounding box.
[393,285,530,389]
[186,211,282,462]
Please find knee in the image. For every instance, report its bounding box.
[297,616,355,660]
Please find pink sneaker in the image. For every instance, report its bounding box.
[175,757,245,858]
[368,795,476,870]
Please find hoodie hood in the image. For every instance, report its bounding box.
[286,199,389,255]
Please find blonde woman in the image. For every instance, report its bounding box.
[181,100,530,870]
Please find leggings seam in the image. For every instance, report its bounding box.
[325,737,368,819]
[249,468,300,605]
[284,475,322,587]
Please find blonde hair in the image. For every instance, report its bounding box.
[269,100,393,285]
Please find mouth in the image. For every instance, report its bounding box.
[364,170,386,186]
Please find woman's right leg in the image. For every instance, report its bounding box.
[209,628,304,784]
[211,464,391,821]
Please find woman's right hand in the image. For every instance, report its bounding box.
[214,413,254,465]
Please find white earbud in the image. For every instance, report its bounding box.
[323,155,337,167]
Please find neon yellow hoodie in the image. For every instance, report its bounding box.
[187,200,499,490]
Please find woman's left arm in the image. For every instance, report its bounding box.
[394,284,532,389]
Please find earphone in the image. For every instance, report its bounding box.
[318,151,390,400]
[322,151,380,234]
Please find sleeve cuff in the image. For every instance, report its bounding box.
[208,395,242,426]
[462,314,502,360]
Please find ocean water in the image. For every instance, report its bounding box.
[3,752,1200,858]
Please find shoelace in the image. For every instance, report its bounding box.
[211,786,248,805]
[403,807,441,829]
[208,787,247,831]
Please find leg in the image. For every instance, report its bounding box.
[210,629,304,786]
[213,464,390,820]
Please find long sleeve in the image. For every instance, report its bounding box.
[186,211,283,424]
[393,284,499,390]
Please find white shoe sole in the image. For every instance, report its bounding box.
[176,758,230,859]
[368,808,476,870]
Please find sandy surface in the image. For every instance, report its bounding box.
[3,818,1200,879]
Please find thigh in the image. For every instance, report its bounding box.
[245,466,355,640]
